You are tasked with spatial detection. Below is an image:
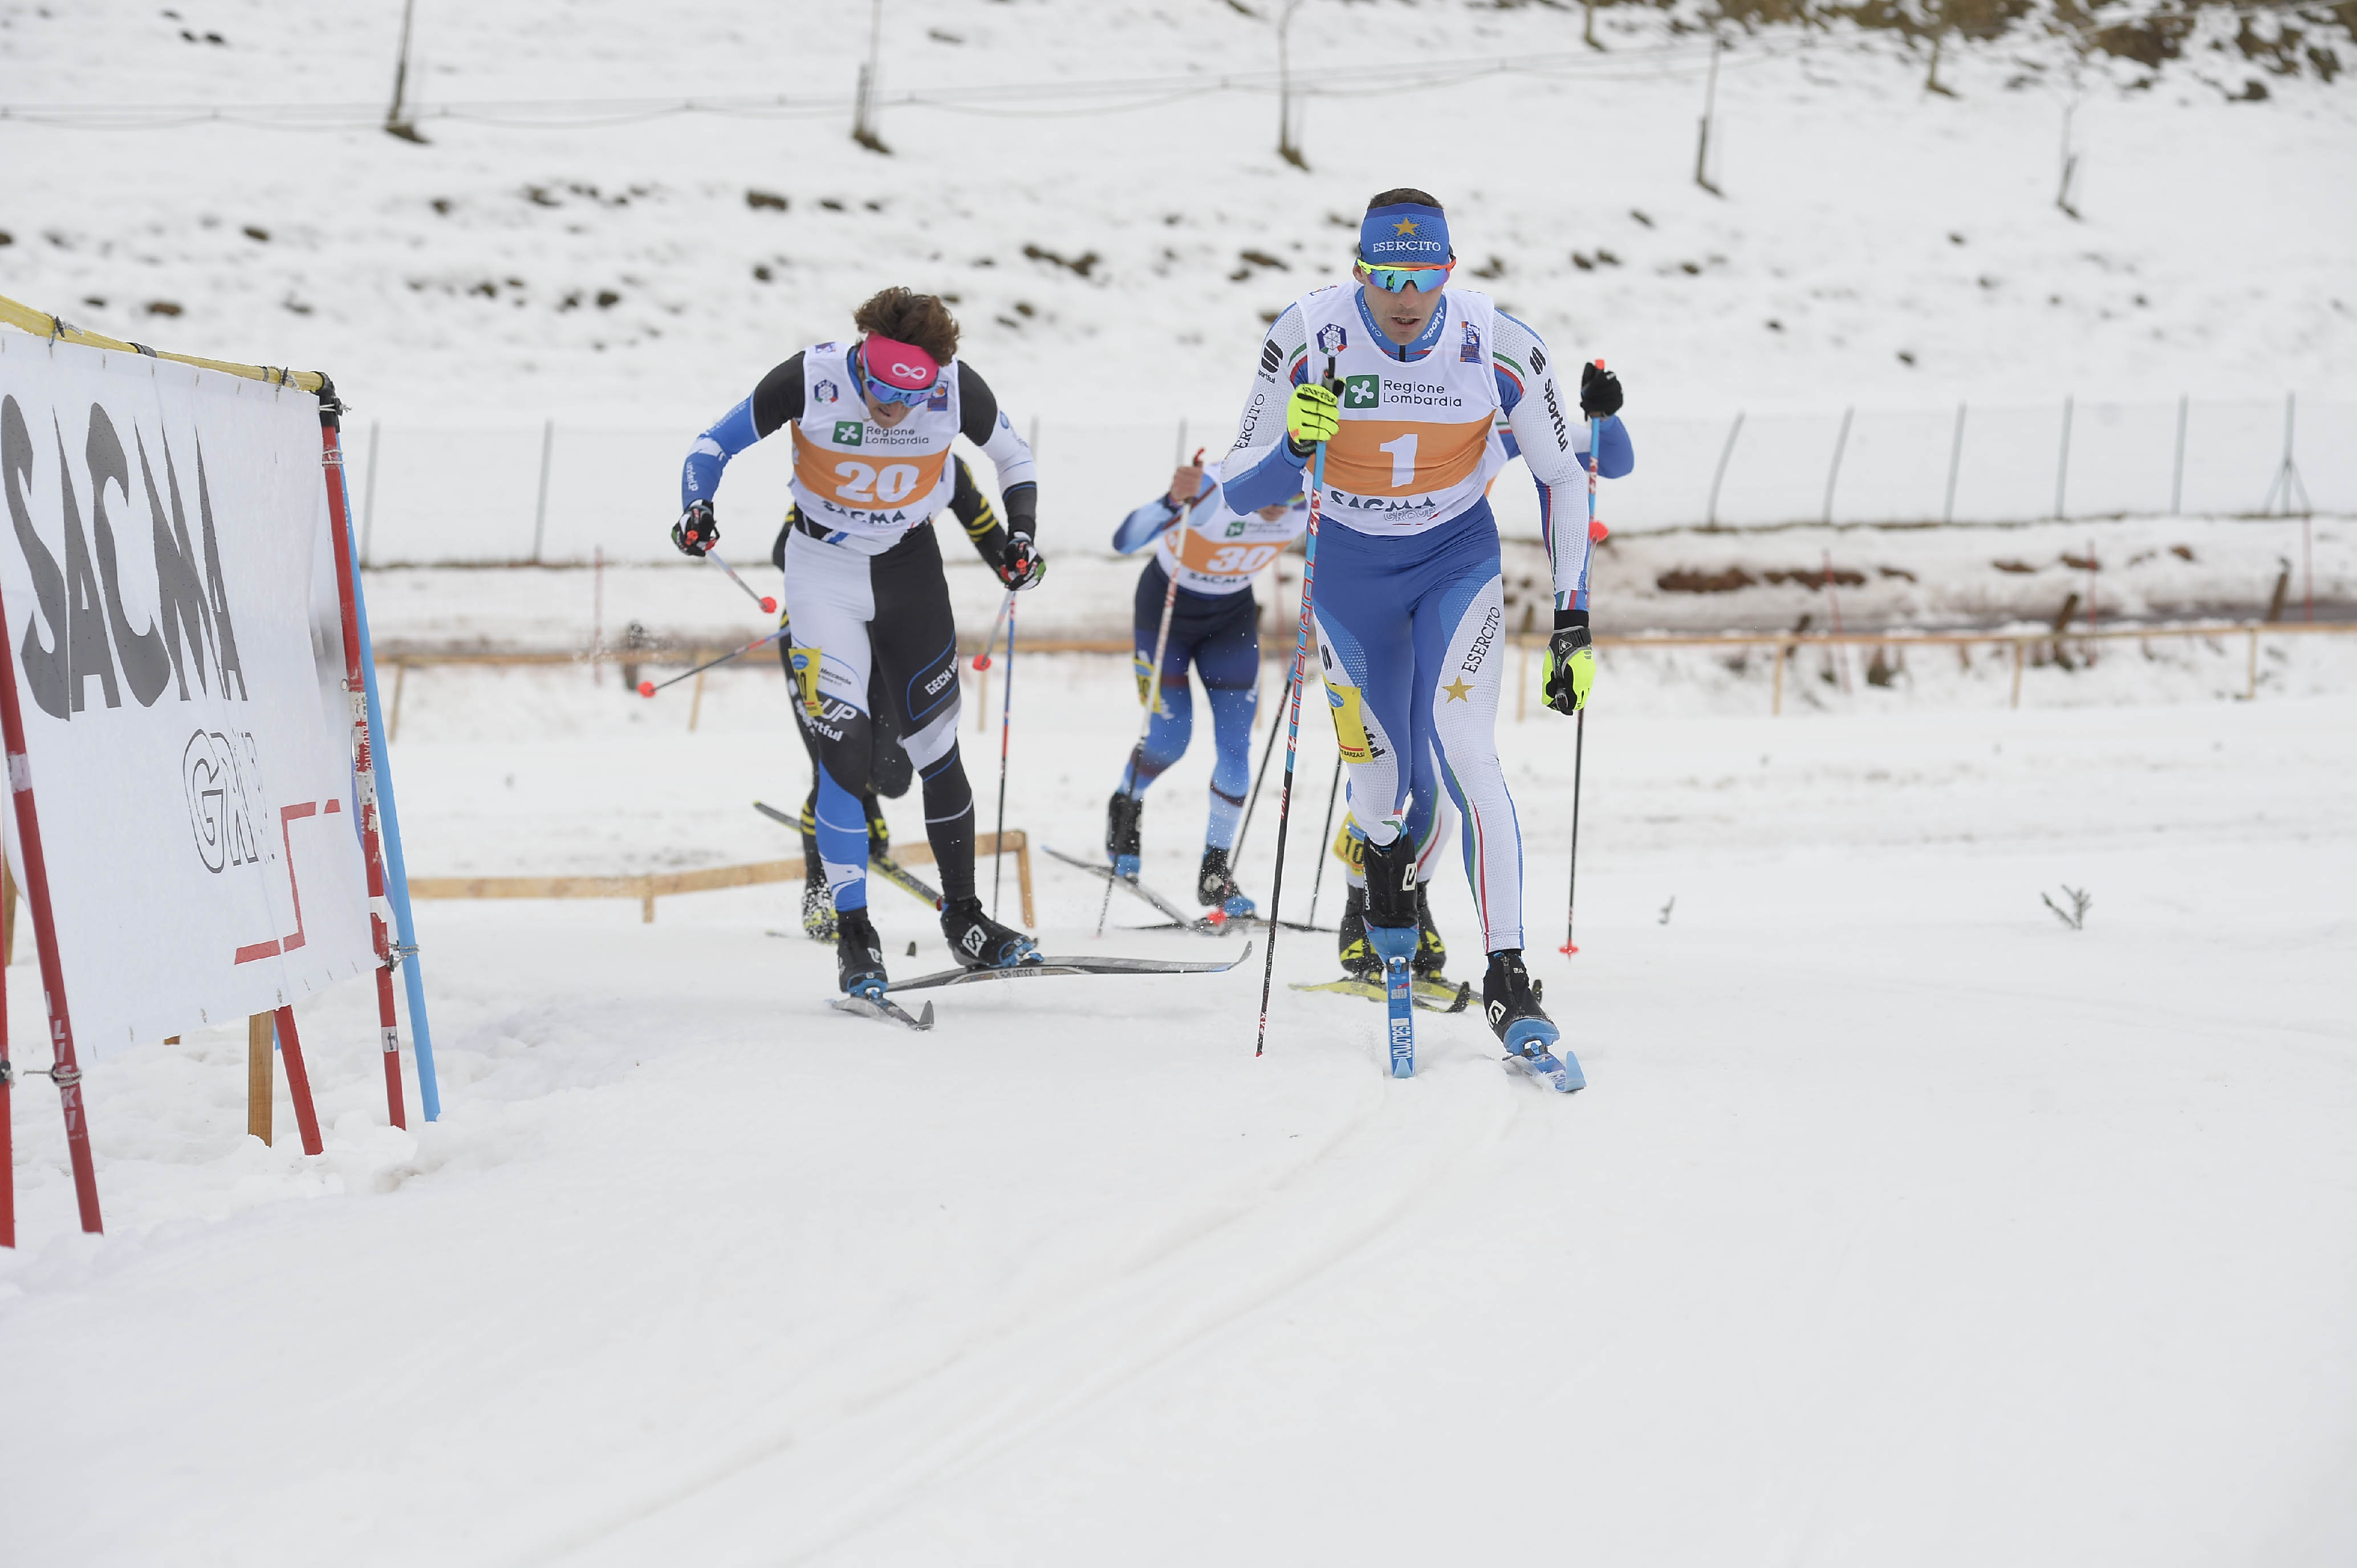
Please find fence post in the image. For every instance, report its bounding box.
[1942,402,1966,524]
[2010,638,2024,708]
[1820,406,1852,525]
[2170,394,2187,514]
[360,419,381,565]
[2247,625,2259,699]
[1705,410,1744,528]
[530,417,555,562]
[2054,393,2074,519]
[1771,641,1786,715]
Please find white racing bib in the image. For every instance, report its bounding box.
[787,339,962,555]
[1155,459,1307,596]
[1295,287,1509,537]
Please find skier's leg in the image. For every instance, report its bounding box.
[1118,562,1198,797]
[1411,518,1521,956]
[780,529,881,915]
[1194,590,1261,852]
[1311,527,1420,967]
[1409,736,1457,976]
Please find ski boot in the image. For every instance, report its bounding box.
[1106,791,1143,880]
[1196,845,1256,922]
[835,905,888,999]
[1336,884,1379,980]
[941,895,1043,970]
[1361,833,1420,963]
[1412,883,1448,980]
[1483,949,1583,1092]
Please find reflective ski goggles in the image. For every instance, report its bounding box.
[1354,255,1456,294]
[857,361,939,406]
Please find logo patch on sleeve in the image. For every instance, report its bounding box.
[1259,339,1283,376]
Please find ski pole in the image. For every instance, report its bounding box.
[1102,561,1183,937]
[990,587,1017,917]
[972,588,1014,671]
[704,547,778,614]
[635,626,787,697]
[1255,356,1335,1057]
[1305,752,1343,927]
[1560,364,1606,956]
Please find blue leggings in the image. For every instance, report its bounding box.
[1118,560,1261,850]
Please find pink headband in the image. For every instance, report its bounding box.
[860,334,941,392]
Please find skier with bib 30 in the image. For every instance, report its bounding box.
[1104,454,1307,919]
[1221,189,1632,1083]
[674,287,1047,1000]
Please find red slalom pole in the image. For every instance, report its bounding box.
[0,545,102,1233]
[319,388,407,1130]
[273,1006,326,1157]
[2,951,14,1247]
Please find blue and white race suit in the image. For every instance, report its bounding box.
[1224,284,1632,952]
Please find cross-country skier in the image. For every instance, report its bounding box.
[777,455,1015,942]
[674,286,1047,999]
[1104,454,1307,918]
[1221,189,1633,1075]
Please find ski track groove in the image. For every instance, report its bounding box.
[522,1046,1530,1567]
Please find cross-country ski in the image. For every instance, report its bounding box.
[888,946,1251,992]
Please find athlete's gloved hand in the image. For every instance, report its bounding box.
[1542,614,1596,715]
[1285,381,1340,455]
[995,532,1046,590]
[1578,362,1623,419]
[672,499,718,557]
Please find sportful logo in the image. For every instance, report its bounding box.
[1342,375,1380,410]
[1259,339,1284,376]
[2,397,247,720]
[832,420,864,446]
[1315,323,1348,356]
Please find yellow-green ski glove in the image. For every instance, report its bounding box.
[1285,381,1339,452]
[1542,621,1596,715]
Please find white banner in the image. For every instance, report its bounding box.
[0,335,375,1055]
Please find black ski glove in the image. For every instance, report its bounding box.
[673,499,718,557]
[996,532,1046,590]
[1578,362,1623,419]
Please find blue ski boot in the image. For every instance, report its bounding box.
[835,905,888,1000]
[1484,949,1583,1093]
[941,895,1043,970]
[1106,791,1143,881]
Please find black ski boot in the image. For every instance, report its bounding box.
[1337,884,1379,979]
[1196,846,1255,921]
[941,895,1042,970]
[1482,950,1559,1055]
[1360,833,1420,970]
[835,905,888,999]
[1106,791,1143,880]
[1413,883,1448,979]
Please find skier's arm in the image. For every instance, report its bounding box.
[1496,315,1631,616]
[1111,471,1216,554]
[680,353,805,512]
[1220,304,1313,514]
[956,362,1039,540]
[948,457,1010,565]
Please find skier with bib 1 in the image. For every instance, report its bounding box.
[674,287,1047,1000]
[1221,188,1632,1085]
[1104,454,1307,919]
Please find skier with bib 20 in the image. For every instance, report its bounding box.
[674,287,1047,999]
[1104,454,1307,919]
[1221,189,1632,1080]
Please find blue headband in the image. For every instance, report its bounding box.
[1359,203,1450,268]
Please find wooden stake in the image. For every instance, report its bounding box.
[247,1013,274,1146]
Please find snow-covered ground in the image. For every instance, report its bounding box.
[5,657,2356,1564]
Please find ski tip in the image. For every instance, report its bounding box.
[636,680,655,698]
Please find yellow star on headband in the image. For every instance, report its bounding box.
[1442,677,1473,702]
[1392,218,1420,236]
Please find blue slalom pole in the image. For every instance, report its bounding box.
[332,465,441,1121]
[1253,356,1335,1057]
